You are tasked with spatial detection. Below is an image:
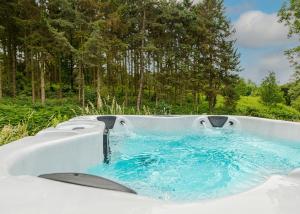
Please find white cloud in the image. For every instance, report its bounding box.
[234,11,293,48]
[241,52,293,84]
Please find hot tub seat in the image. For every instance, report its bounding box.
[39,173,136,194]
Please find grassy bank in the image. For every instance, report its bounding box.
[236,96,300,121]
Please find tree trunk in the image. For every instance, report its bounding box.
[124,52,129,106]
[78,63,85,107]
[136,7,146,112]
[69,30,74,91]
[70,54,74,91]
[1,41,8,99]
[208,93,216,114]
[40,57,45,106]
[58,58,62,99]
[81,69,85,107]
[107,51,113,95]
[96,66,102,109]
[0,61,2,99]
[12,45,16,98]
[78,65,82,102]
[31,52,35,103]
[133,50,138,94]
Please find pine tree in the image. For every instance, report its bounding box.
[194,0,240,113]
[0,0,242,112]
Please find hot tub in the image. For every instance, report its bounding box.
[0,115,300,214]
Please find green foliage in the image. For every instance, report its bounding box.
[289,81,300,101]
[235,79,257,96]
[195,0,241,113]
[279,0,300,75]
[282,81,300,108]
[281,83,292,105]
[0,0,241,114]
[0,97,76,135]
[1,94,300,146]
[155,101,172,115]
[222,84,240,113]
[292,96,300,111]
[260,72,284,105]
[236,96,300,121]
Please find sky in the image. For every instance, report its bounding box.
[223,0,297,84]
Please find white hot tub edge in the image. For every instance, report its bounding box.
[0,115,300,214]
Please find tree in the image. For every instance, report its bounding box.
[82,21,107,108]
[0,0,19,98]
[0,0,241,113]
[279,1,300,80]
[124,0,155,112]
[223,85,239,112]
[260,72,284,105]
[193,0,241,113]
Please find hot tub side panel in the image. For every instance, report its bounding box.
[235,116,300,142]
[3,132,104,176]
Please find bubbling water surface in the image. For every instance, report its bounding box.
[87,129,300,202]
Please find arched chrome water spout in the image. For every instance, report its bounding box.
[200,120,207,128]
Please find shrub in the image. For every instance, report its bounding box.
[235,79,257,96]
[289,81,300,101]
[236,96,300,121]
[155,101,172,115]
[260,72,284,105]
[292,96,300,111]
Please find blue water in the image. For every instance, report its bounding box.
[87,129,300,202]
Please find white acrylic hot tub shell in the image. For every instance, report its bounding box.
[0,115,300,214]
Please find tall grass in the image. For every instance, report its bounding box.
[73,96,152,115]
[0,96,151,145]
[0,123,28,146]
[0,112,69,146]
